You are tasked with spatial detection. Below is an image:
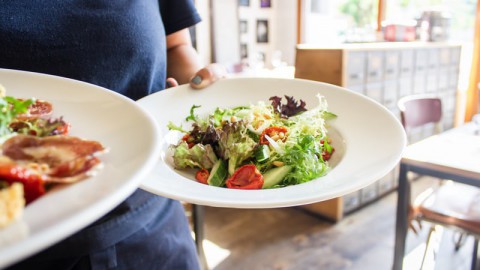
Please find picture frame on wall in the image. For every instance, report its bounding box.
[239,20,248,34]
[260,0,271,8]
[238,0,249,7]
[256,19,269,43]
[240,44,248,59]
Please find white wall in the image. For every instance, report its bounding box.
[194,0,297,68]
[273,1,297,66]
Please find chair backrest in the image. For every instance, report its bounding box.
[397,95,443,132]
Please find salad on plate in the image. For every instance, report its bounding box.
[0,85,106,228]
[167,94,337,190]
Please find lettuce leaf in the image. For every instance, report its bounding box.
[172,142,218,170]
[217,122,257,175]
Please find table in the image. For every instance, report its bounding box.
[393,122,480,270]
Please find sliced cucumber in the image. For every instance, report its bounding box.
[207,159,228,187]
[255,144,270,163]
[262,165,293,189]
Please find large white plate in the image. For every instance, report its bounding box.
[138,77,406,208]
[0,69,161,268]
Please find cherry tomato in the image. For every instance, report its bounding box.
[226,164,264,190]
[182,134,195,148]
[0,162,46,204]
[260,126,288,145]
[195,169,209,185]
[322,148,335,161]
[320,139,335,161]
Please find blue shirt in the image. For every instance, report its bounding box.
[0,0,200,100]
[1,1,202,269]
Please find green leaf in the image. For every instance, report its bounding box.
[0,96,34,138]
[185,105,201,122]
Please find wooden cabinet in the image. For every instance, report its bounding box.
[294,42,462,221]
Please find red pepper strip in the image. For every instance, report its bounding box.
[0,162,46,204]
[260,126,288,145]
[195,169,209,185]
[226,164,264,190]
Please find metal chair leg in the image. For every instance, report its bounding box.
[453,232,467,251]
[192,204,208,270]
[421,226,437,269]
[471,238,478,270]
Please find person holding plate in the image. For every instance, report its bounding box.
[0,1,225,269]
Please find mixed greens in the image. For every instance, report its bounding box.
[0,96,34,139]
[167,94,337,189]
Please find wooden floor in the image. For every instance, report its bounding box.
[199,177,478,270]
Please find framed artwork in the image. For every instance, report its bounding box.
[240,44,248,59]
[260,0,271,8]
[256,19,269,43]
[238,0,250,7]
[239,20,248,34]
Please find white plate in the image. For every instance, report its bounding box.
[0,69,161,268]
[138,77,406,208]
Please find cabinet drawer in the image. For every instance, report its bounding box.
[448,66,460,88]
[413,75,426,94]
[426,72,438,93]
[366,51,384,82]
[384,50,400,80]
[439,47,451,65]
[384,80,398,108]
[450,47,461,65]
[438,67,449,90]
[346,84,365,95]
[442,91,457,113]
[345,51,366,86]
[427,48,439,72]
[378,172,394,195]
[398,77,413,98]
[365,82,383,103]
[343,190,360,213]
[400,50,414,77]
[414,49,428,73]
[360,183,378,204]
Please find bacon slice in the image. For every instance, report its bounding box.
[1,135,106,184]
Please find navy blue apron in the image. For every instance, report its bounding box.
[0,1,201,269]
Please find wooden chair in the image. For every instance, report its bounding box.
[397,95,480,270]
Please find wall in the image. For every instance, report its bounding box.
[194,0,297,69]
[238,0,297,68]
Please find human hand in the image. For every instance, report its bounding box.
[165,63,228,89]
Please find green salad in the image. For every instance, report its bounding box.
[167,94,336,189]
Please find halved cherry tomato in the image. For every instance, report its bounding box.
[322,148,335,161]
[320,139,335,161]
[195,169,209,185]
[0,162,46,204]
[260,126,288,145]
[182,134,195,148]
[226,164,264,189]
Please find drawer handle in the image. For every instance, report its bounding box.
[349,73,362,79]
